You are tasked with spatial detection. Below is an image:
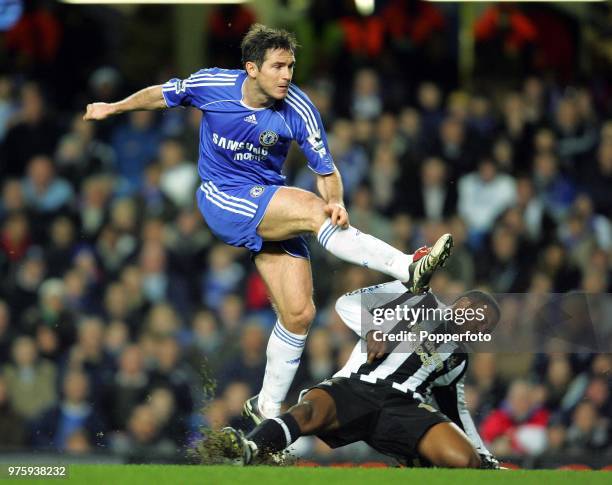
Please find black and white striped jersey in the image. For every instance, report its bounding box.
[333,280,490,456]
[334,281,467,400]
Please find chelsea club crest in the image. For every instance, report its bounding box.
[259,130,279,147]
[250,185,265,198]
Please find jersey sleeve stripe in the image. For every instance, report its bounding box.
[287,90,317,130]
[287,89,319,133]
[185,82,237,87]
[456,381,489,453]
[285,97,315,135]
[189,73,239,79]
[286,92,317,134]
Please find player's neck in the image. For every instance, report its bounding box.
[242,78,274,109]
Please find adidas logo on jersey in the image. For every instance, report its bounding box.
[243,114,257,125]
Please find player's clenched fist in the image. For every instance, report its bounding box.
[83,102,115,121]
[324,202,349,229]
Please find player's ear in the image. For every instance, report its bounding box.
[245,61,259,77]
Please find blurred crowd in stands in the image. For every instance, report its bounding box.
[0,0,611,465]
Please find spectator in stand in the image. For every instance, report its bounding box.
[0,211,31,265]
[44,216,77,278]
[0,374,26,451]
[404,156,457,222]
[22,155,74,214]
[514,175,554,243]
[110,404,175,460]
[32,370,106,451]
[149,336,196,419]
[54,114,115,186]
[566,401,609,451]
[350,69,383,120]
[441,216,475,287]
[346,184,392,243]
[398,107,424,163]
[417,81,444,135]
[217,320,266,396]
[104,320,129,359]
[78,174,114,239]
[532,152,576,222]
[1,83,61,176]
[583,140,612,216]
[541,356,574,410]
[5,248,47,325]
[481,380,550,457]
[21,278,77,351]
[369,145,401,215]
[500,93,531,168]
[110,111,161,191]
[202,244,245,312]
[166,209,213,300]
[139,240,190,314]
[522,77,546,126]
[64,317,114,400]
[222,381,251,429]
[554,96,597,172]
[0,178,27,218]
[202,399,229,431]
[148,386,187,447]
[103,344,150,431]
[3,335,57,420]
[458,158,517,246]
[158,138,198,208]
[185,310,227,377]
[433,116,475,177]
[466,353,506,420]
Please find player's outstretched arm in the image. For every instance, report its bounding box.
[83,85,166,121]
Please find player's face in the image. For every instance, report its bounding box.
[256,49,295,100]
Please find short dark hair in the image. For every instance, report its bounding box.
[456,290,501,328]
[241,24,298,68]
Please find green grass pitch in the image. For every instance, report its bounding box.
[6,465,610,485]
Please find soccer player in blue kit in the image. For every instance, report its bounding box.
[84,24,453,423]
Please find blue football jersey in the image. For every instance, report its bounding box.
[162,68,335,189]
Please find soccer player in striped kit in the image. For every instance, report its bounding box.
[218,283,502,469]
[83,24,452,424]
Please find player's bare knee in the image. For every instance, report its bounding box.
[281,302,315,333]
[288,400,319,434]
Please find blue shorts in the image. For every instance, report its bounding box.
[196,181,310,259]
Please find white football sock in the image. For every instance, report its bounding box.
[317,218,413,281]
[258,320,307,418]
